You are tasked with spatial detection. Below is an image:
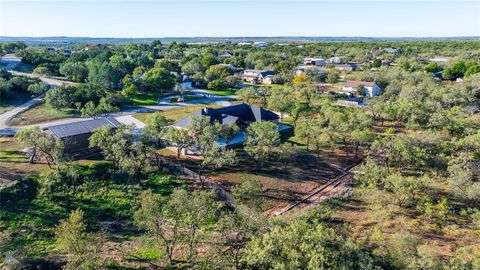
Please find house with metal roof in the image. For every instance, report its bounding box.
[44,117,122,155]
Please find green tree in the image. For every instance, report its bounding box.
[15,126,64,168]
[79,98,119,119]
[60,62,89,82]
[372,59,382,68]
[244,219,377,270]
[267,88,294,120]
[232,178,263,210]
[245,121,281,169]
[55,209,104,270]
[237,87,257,104]
[27,82,49,95]
[275,142,298,169]
[164,127,192,159]
[425,62,441,73]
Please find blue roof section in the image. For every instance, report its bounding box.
[47,117,122,138]
[174,103,279,128]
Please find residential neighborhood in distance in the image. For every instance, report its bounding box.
[0,0,479,269]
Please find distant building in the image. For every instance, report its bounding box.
[44,117,122,156]
[334,62,363,72]
[218,63,241,73]
[429,57,449,63]
[180,75,193,90]
[63,49,72,55]
[295,66,327,77]
[242,69,276,84]
[218,51,233,58]
[384,47,400,54]
[47,47,56,53]
[341,80,381,97]
[329,56,345,64]
[303,58,326,67]
[253,42,267,48]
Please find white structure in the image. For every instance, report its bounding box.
[254,42,267,48]
[341,80,381,97]
[329,56,345,64]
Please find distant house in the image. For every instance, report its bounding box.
[219,63,241,73]
[329,56,345,64]
[180,75,193,90]
[341,80,381,97]
[303,58,325,67]
[218,51,233,58]
[384,47,400,54]
[334,62,363,72]
[254,42,268,48]
[173,103,291,149]
[44,117,122,156]
[63,49,72,55]
[295,66,327,77]
[47,47,56,53]
[242,69,276,84]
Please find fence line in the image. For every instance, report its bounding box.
[160,158,236,208]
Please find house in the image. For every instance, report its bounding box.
[329,56,345,64]
[303,58,325,67]
[173,103,291,148]
[180,75,193,90]
[218,51,233,58]
[47,47,56,53]
[341,80,381,97]
[44,117,122,155]
[384,47,400,54]
[254,42,267,48]
[334,62,363,72]
[63,49,72,55]
[242,69,276,84]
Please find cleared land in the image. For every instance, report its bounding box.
[8,103,77,126]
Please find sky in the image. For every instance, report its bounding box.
[0,0,479,38]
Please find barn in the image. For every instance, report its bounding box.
[44,117,122,156]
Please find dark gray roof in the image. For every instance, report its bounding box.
[174,103,279,128]
[47,117,122,138]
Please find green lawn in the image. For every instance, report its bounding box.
[134,103,222,123]
[130,92,163,106]
[8,103,77,126]
[0,92,34,114]
[204,88,237,96]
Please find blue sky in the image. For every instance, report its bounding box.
[0,0,478,37]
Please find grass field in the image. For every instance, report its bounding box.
[0,92,34,114]
[130,92,163,106]
[8,103,77,126]
[204,88,237,96]
[134,103,222,123]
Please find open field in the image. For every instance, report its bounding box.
[204,88,237,96]
[134,103,222,123]
[129,92,163,106]
[8,103,77,126]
